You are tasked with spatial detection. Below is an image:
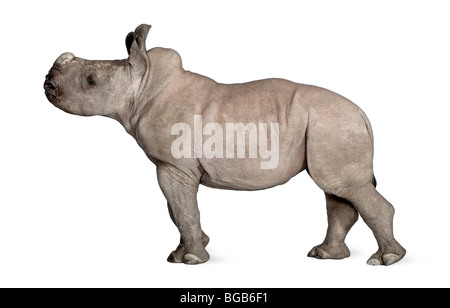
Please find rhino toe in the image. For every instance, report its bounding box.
[308,242,350,260]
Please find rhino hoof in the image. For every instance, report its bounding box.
[308,243,350,260]
[366,248,406,266]
[383,253,402,266]
[183,253,207,265]
[366,258,381,266]
[167,251,184,263]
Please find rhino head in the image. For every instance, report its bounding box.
[44,24,151,120]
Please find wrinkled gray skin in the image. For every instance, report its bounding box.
[44,24,406,266]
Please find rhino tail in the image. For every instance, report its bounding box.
[358,108,377,188]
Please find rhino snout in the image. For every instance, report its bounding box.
[45,52,75,101]
[44,75,57,91]
[44,69,62,104]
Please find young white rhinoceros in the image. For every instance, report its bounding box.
[44,24,406,266]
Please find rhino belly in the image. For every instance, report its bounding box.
[199,149,306,190]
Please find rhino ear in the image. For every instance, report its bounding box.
[125,32,135,55]
[126,24,151,76]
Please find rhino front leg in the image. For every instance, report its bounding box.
[166,202,210,263]
[157,163,210,265]
[308,193,358,259]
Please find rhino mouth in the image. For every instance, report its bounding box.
[44,90,60,104]
[44,71,61,104]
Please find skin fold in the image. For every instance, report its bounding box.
[44,24,406,265]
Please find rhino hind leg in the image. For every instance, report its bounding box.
[308,193,358,260]
[306,107,405,265]
[309,173,406,265]
[345,184,406,266]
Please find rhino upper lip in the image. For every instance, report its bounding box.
[44,80,56,90]
[44,67,62,94]
[44,87,59,104]
[44,71,61,103]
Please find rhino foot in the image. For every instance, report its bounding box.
[167,249,210,265]
[167,249,185,263]
[167,233,210,264]
[183,253,208,265]
[366,245,406,266]
[307,242,351,260]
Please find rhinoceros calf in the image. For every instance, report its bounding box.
[44,24,405,266]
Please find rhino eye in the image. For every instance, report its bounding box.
[86,75,96,86]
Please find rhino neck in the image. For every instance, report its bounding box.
[139,48,185,100]
[114,47,185,139]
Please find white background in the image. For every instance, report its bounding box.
[1,0,449,287]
